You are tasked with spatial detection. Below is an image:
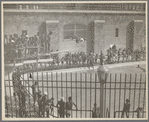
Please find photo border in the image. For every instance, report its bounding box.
[1,0,148,121]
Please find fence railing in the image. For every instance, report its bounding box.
[5,71,146,118]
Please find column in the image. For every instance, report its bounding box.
[94,20,105,54]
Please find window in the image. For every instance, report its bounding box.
[115,28,119,37]
[64,23,86,40]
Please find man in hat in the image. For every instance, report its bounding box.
[57,97,66,118]
[66,96,78,118]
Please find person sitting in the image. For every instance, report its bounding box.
[135,107,143,118]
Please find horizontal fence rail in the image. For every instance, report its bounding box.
[5,71,146,118]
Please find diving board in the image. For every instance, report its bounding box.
[38,50,69,56]
[38,59,53,63]
[23,60,37,64]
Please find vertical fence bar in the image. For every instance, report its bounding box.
[128,74,132,118]
[37,71,39,116]
[128,74,132,101]
[132,74,137,118]
[142,74,146,118]
[100,76,104,118]
[95,73,97,117]
[104,74,106,117]
[51,73,54,98]
[124,74,127,108]
[42,72,44,95]
[61,72,63,97]
[90,73,92,117]
[118,74,122,118]
[23,71,25,86]
[66,73,68,102]
[138,74,142,107]
[56,73,58,104]
[80,73,82,118]
[85,73,87,118]
[8,72,13,117]
[37,72,39,94]
[75,73,77,118]
[27,73,31,117]
[31,71,35,117]
[113,73,117,117]
[109,74,111,118]
[23,72,25,89]
[46,72,49,99]
[5,75,9,117]
[71,73,73,118]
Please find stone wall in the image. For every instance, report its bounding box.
[4,12,145,54]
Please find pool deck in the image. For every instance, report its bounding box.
[4,61,146,77]
[40,61,146,74]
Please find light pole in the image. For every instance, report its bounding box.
[97,52,109,118]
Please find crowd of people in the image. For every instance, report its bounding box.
[4,32,146,65]
[32,81,78,118]
[12,73,79,118]
[4,31,52,63]
[4,32,40,63]
[52,46,146,68]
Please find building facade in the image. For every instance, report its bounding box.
[3,3,146,55]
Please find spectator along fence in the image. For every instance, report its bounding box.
[5,44,146,65]
[5,69,146,118]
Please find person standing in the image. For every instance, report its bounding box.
[40,92,50,117]
[95,54,98,64]
[121,99,130,118]
[100,51,104,65]
[31,82,39,104]
[92,103,100,118]
[66,96,78,118]
[57,97,66,118]
[12,70,27,117]
[118,48,121,63]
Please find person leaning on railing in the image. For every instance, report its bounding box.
[65,96,78,118]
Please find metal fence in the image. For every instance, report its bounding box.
[5,71,146,118]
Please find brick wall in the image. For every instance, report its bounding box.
[4,12,145,54]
